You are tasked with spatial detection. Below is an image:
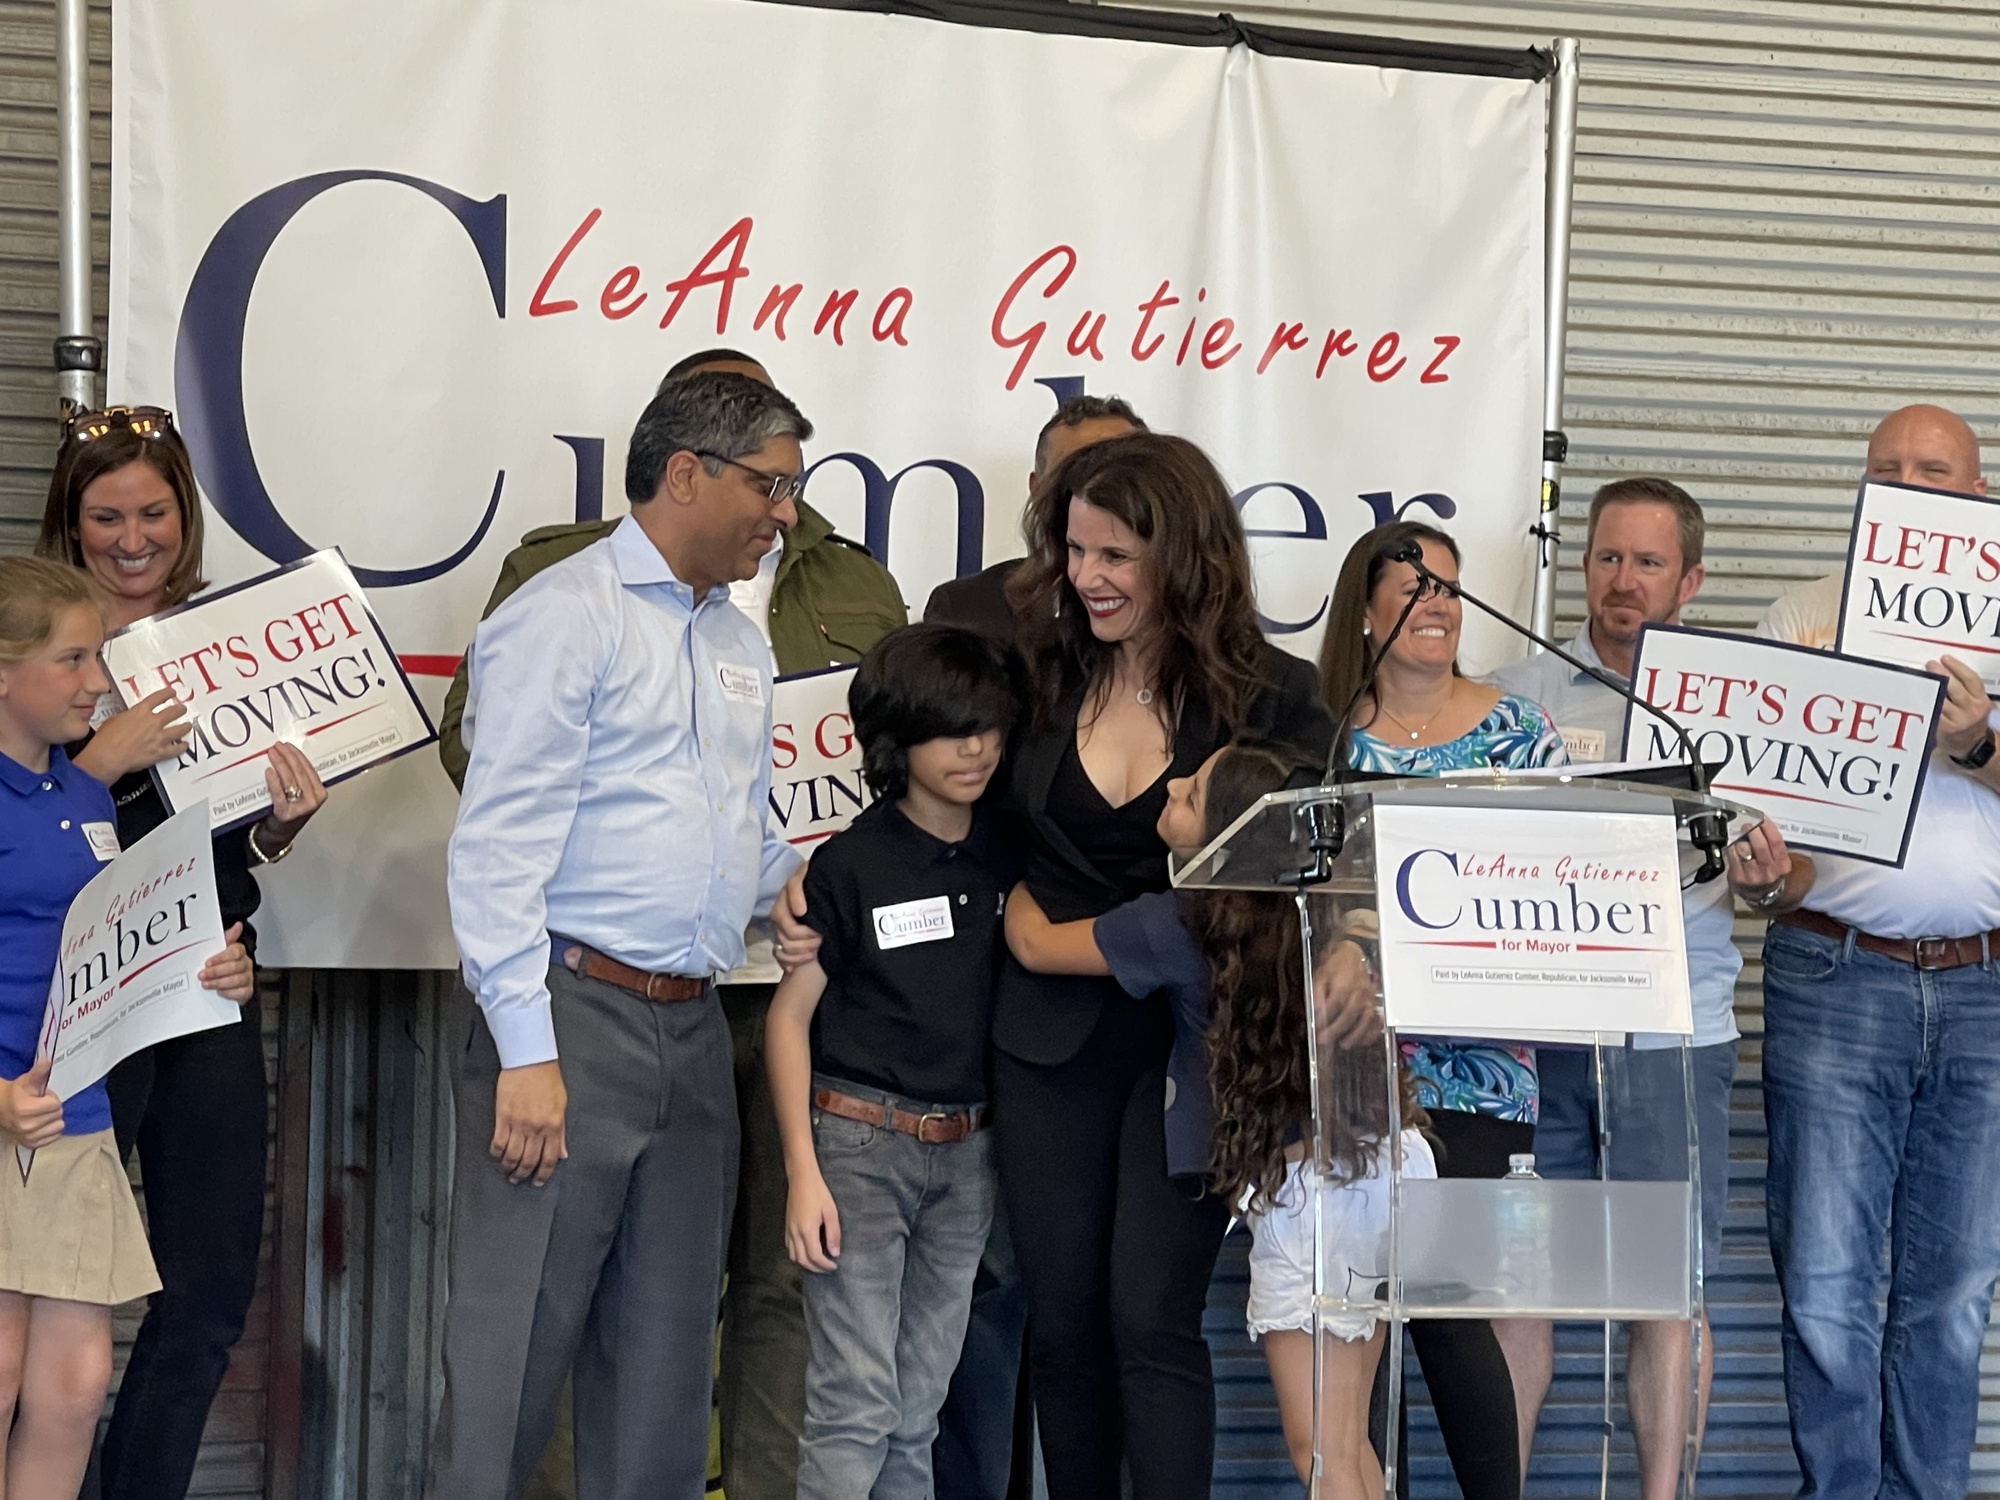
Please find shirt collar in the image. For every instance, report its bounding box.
[1565,624,1626,687]
[609,513,729,606]
[0,745,72,796]
[875,796,989,864]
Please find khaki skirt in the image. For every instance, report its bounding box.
[0,1128,159,1305]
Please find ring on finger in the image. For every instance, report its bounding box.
[284,785,303,802]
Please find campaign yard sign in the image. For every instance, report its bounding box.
[38,800,236,1101]
[101,551,436,831]
[1621,624,1943,867]
[1837,480,2000,696]
[1372,802,1691,1044]
[769,666,868,848]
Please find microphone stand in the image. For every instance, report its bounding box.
[1396,551,1732,883]
[1296,582,1432,883]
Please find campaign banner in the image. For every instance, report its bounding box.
[771,666,868,848]
[38,802,237,1106]
[1837,480,2000,695]
[1373,803,1691,1043]
[101,551,437,832]
[114,0,1550,965]
[1620,624,1943,867]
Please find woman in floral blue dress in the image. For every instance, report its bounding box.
[1317,520,1565,1500]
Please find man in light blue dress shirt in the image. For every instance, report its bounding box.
[427,372,810,1500]
[1491,477,1765,1499]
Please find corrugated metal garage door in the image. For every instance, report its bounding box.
[1139,1,2000,1494]
[0,4,275,1494]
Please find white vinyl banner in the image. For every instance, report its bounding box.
[1373,803,1692,1043]
[113,0,1548,966]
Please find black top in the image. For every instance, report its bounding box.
[108,772,263,958]
[994,642,1334,1067]
[802,798,1019,1104]
[922,559,1022,650]
[1036,740,1183,919]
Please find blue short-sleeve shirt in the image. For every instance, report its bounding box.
[0,748,117,1133]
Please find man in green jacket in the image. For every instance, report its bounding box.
[438,348,906,1500]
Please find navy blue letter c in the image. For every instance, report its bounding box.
[174,171,507,586]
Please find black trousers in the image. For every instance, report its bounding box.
[1373,1108,1528,1500]
[99,999,268,1500]
[993,1003,1229,1500]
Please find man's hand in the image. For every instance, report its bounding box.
[1726,819,1807,913]
[771,867,822,971]
[492,1060,567,1185]
[784,1169,842,1273]
[0,1057,65,1151]
[1312,940,1382,1051]
[1927,654,1993,761]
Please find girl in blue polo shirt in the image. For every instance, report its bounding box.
[0,557,252,1499]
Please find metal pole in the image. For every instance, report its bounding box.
[54,0,100,419]
[1530,36,1581,647]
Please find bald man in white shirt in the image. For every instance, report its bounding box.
[1751,403,2000,1500]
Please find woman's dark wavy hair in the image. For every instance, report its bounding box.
[1315,520,1462,764]
[37,418,207,607]
[1188,742,1423,1210]
[1005,432,1265,734]
[850,623,1023,802]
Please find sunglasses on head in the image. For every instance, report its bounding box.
[62,405,177,446]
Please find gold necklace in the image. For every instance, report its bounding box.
[1374,699,1444,743]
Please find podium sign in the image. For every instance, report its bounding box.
[1372,802,1692,1043]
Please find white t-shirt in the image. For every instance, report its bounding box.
[1759,575,2000,938]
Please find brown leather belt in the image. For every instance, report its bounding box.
[560,943,710,1002]
[1777,908,1999,972]
[813,1088,989,1145]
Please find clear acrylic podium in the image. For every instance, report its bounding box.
[1172,769,1760,1500]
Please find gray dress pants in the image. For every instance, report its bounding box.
[426,968,739,1500]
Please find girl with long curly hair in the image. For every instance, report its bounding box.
[1006,740,1429,1496]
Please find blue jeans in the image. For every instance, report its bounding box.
[798,1077,999,1500]
[1762,921,2000,1500]
[932,1204,1027,1500]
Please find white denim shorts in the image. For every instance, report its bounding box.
[1244,1130,1436,1343]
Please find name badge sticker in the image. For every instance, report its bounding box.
[1559,726,1608,763]
[873,896,955,950]
[82,822,121,861]
[717,663,764,704]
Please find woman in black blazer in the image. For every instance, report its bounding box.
[993,433,1333,1500]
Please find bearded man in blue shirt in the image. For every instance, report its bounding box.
[427,372,810,1500]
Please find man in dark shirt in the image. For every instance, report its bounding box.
[923,395,1145,648]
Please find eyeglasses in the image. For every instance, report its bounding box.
[694,450,805,505]
[63,405,177,445]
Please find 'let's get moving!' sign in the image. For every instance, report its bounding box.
[100,551,436,832]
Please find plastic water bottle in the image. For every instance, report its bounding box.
[1497,1153,1550,1304]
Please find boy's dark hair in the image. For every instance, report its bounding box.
[851,623,1022,801]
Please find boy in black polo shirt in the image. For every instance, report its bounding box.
[765,623,1021,1500]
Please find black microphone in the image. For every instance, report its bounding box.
[1392,545,1732,884]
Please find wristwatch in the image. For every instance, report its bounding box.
[1746,879,1786,912]
[1952,729,1997,771]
